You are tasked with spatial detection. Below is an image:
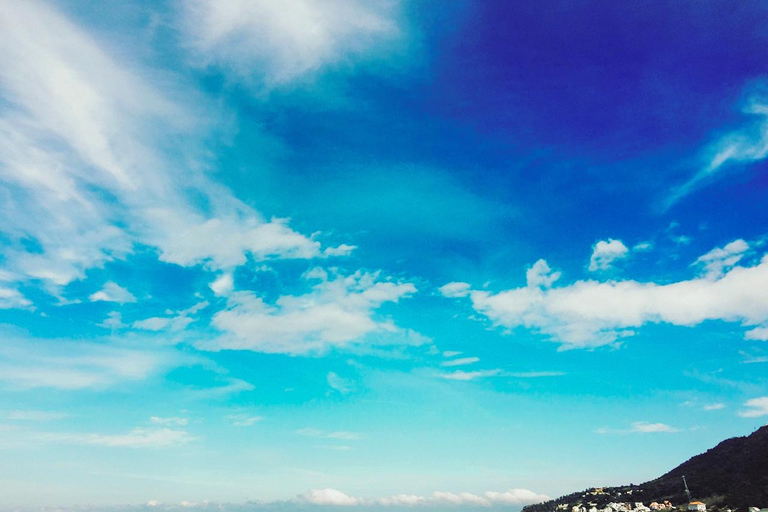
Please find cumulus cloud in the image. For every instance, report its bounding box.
[451,241,768,349]
[745,326,768,340]
[438,282,472,298]
[297,487,549,508]
[201,268,417,354]
[179,0,405,88]
[588,239,629,272]
[526,259,561,288]
[299,488,360,506]
[88,282,136,304]
[210,273,234,297]
[693,239,749,278]
[484,489,551,505]
[0,0,331,301]
[739,396,768,417]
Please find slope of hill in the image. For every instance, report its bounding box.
[524,425,768,512]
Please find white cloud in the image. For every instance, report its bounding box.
[0,337,181,390]
[744,325,768,341]
[378,494,428,506]
[442,350,462,357]
[432,491,489,506]
[210,273,234,296]
[0,0,331,299]
[227,414,263,427]
[98,311,126,330]
[324,244,357,257]
[327,372,355,395]
[630,421,679,433]
[438,282,471,298]
[484,489,551,505]
[50,427,196,448]
[150,416,189,426]
[5,410,66,421]
[693,239,749,278]
[739,396,768,417]
[201,268,417,354]
[296,428,361,440]
[441,357,480,367]
[299,488,360,506]
[666,94,768,208]
[0,286,33,309]
[438,369,501,381]
[179,0,405,89]
[299,487,549,508]
[527,259,561,288]
[596,422,680,434]
[132,301,208,332]
[588,239,629,272]
[455,242,768,349]
[507,371,565,378]
[703,403,725,411]
[88,282,136,304]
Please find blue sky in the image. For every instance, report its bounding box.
[1,0,768,510]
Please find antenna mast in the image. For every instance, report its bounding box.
[682,476,692,502]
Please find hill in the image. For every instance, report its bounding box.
[523,425,768,512]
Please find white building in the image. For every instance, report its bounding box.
[688,502,706,512]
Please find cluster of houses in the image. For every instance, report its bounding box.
[559,500,676,512]
[557,501,767,512]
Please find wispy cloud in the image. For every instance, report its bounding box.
[596,421,680,435]
[739,396,768,417]
[0,0,331,300]
[0,336,184,390]
[5,410,66,421]
[441,357,480,367]
[665,93,768,209]
[227,414,263,427]
[150,417,189,427]
[438,369,501,381]
[296,428,361,440]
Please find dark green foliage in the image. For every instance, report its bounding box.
[523,426,768,512]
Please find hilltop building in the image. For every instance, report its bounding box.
[688,502,706,512]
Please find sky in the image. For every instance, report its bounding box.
[1,0,768,510]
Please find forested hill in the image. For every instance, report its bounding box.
[523,425,768,512]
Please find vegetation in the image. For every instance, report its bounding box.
[523,425,768,512]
